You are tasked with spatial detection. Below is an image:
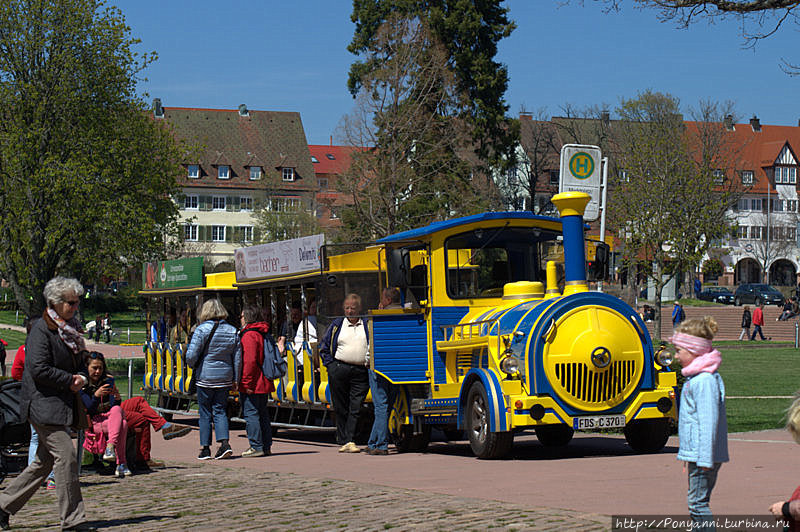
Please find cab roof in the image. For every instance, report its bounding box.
[376,211,561,243]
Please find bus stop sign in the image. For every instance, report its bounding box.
[559,144,602,221]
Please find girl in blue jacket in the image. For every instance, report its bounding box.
[671,316,729,531]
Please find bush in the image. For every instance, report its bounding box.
[702,258,724,280]
[83,294,132,313]
[105,358,145,375]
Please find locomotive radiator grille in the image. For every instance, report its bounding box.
[554,360,636,404]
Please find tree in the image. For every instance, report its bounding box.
[597,0,800,73]
[0,0,184,316]
[607,91,743,339]
[252,202,321,244]
[337,16,493,240]
[348,0,518,167]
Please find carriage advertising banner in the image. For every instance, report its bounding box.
[234,234,325,282]
[142,257,204,290]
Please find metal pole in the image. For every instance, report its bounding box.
[15,310,18,324]
[127,327,130,343]
[127,358,133,399]
[598,157,609,293]
[795,322,798,349]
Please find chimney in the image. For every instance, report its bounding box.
[750,115,761,132]
[330,135,333,146]
[601,110,610,125]
[724,114,734,131]
[238,104,249,117]
[152,98,163,119]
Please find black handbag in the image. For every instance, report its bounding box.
[187,321,220,395]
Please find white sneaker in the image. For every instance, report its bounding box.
[115,464,132,478]
[102,444,116,462]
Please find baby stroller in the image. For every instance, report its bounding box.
[0,380,31,482]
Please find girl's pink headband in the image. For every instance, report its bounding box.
[668,332,712,356]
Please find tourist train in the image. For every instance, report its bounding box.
[141,191,676,458]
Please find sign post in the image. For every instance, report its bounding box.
[559,144,602,222]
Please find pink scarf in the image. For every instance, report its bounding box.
[669,332,721,377]
[46,307,86,354]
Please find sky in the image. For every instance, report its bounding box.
[117,1,800,146]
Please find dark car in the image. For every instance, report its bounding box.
[697,286,734,304]
[733,283,785,307]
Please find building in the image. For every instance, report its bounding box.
[308,144,365,230]
[155,101,316,267]
[510,113,800,288]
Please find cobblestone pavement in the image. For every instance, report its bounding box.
[4,464,608,531]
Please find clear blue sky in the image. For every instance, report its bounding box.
[117,1,800,146]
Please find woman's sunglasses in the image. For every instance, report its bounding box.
[87,351,104,360]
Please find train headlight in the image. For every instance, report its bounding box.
[500,354,520,375]
[655,348,674,367]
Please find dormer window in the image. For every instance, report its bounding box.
[249,166,262,180]
[218,165,230,180]
[775,166,797,185]
[188,164,199,179]
[282,167,295,182]
[712,169,725,184]
[311,156,319,163]
[741,170,754,185]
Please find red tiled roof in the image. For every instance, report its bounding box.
[308,145,369,175]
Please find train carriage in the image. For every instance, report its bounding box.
[139,191,677,458]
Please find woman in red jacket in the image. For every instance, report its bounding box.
[238,305,275,457]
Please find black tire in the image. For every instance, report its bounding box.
[465,382,513,459]
[624,419,671,453]
[156,394,174,422]
[534,424,574,447]
[394,424,430,452]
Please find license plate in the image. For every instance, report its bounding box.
[572,415,626,430]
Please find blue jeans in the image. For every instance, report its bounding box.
[28,425,54,481]
[687,462,721,531]
[367,370,394,451]
[197,386,230,446]
[241,393,272,452]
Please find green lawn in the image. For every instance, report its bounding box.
[0,309,148,346]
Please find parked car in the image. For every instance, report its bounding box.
[697,286,735,304]
[733,283,785,307]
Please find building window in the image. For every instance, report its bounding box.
[736,198,748,211]
[750,226,762,240]
[618,169,629,182]
[775,166,797,185]
[270,197,301,212]
[318,178,328,191]
[773,199,784,212]
[330,207,339,220]
[549,170,559,185]
[789,200,798,212]
[217,165,230,180]
[211,225,226,242]
[183,195,198,210]
[282,167,295,182]
[741,170,754,185]
[789,226,797,241]
[326,153,335,160]
[750,198,762,211]
[712,169,725,184]
[188,165,199,179]
[737,225,748,239]
[240,196,253,211]
[311,155,319,163]
[212,196,226,211]
[249,166,262,180]
[238,225,253,243]
[184,224,198,241]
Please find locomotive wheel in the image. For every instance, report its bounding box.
[466,382,513,459]
[624,419,671,453]
[534,424,574,447]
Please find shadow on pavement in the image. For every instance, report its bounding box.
[89,514,178,529]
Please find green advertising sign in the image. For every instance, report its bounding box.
[142,257,204,289]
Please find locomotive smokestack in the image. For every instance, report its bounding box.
[551,191,590,295]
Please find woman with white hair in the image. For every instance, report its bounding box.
[0,276,89,530]
[185,299,241,460]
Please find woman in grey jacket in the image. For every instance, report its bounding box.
[185,299,241,460]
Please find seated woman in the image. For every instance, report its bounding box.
[79,351,131,478]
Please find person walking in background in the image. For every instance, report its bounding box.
[0,277,89,530]
[238,305,274,457]
[694,278,702,299]
[751,302,768,341]
[672,302,685,328]
[671,316,729,531]
[768,393,800,530]
[738,305,751,341]
[185,299,241,461]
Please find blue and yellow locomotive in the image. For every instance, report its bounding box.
[373,191,676,458]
